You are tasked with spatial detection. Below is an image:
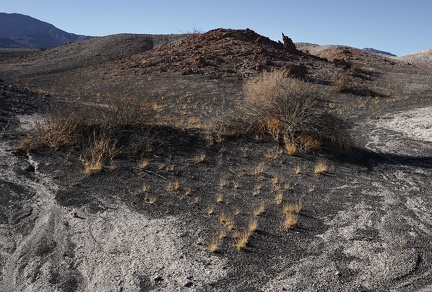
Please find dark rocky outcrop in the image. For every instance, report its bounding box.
[282,33,297,52]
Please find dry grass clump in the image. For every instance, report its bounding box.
[81,132,118,175]
[195,152,206,163]
[314,160,328,174]
[219,213,235,230]
[253,202,266,216]
[207,240,220,253]
[275,191,284,205]
[234,230,251,251]
[137,159,149,170]
[21,96,156,173]
[248,218,258,232]
[26,106,80,150]
[282,201,302,230]
[216,69,352,154]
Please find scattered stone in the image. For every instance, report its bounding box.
[184,281,193,287]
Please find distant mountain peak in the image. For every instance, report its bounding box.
[363,48,396,57]
[0,12,92,49]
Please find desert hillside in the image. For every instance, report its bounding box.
[397,48,432,64]
[0,28,432,291]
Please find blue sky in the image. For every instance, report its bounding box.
[2,0,431,56]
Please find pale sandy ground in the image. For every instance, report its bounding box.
[376,107,432,142]
[367,106,432,156]
[1,125,227,292]
[396,49,432,65]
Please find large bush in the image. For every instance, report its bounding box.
[217,69,352,154]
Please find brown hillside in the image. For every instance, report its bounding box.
[110,28,333,80]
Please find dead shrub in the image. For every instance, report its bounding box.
[216,69,352,154]
[105,95,150,128]
[29,106,81,150]
[81,131,118,175]
[22,95,156,171]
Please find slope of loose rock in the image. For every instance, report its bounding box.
[121,28,332,79]
[1,33,185,78]
[397,49,432,64]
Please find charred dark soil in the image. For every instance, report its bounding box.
[1,29,431,291]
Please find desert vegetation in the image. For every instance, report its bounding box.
[21,68,353,177]
[19,95,154,173]
[14,67,358,255]
[216,69,353,155]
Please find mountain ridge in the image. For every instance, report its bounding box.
[362,47,396,57]
[0,12,92,49]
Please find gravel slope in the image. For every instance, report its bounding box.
[397,49,432,64]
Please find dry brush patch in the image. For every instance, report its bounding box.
[282,201,302,230]
[215,69,353,155]
[19,96,157,173]
[81,131,118,175]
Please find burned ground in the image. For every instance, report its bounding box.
[0,29,431,291]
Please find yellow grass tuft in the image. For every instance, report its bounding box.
[84,161,103,175]
[314,160,328,174]
[225,217,235,231]
[219,178,229,189]
[284,139,298,156]
[144,194,156,205]
[283,212,298,231]
[219,213,235,230]
[167,180,180,192]
[298,134,322,152]
[253,184,262,196]
[253,162,265,176]
[234,231,251,251]
[248,218,258,232]
[195,152,206,163]
[207,206,214,215]
[207,240,220,253]
[253,202,266,216]
[218,229,227,239]
[275,191,284,205]
[137,159,149,170]
[82,134,117,175]
[282,201,302,230]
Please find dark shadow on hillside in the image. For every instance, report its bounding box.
[351,68,381,81]
[327,146,432,170]
[339,87,387,98]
